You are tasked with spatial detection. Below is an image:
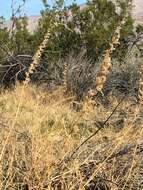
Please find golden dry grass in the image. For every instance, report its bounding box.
[0,85,142,189]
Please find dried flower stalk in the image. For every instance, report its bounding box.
[23,25,54,85]
[63,62,68,93]
[138,64,143,104]
[95,18,126,93]
[88,18,126,98]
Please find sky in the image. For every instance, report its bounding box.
[0,0,85,19]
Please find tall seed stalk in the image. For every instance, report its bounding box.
[63,62,68,93]
[88,17,126,99]
[138,64,143,104]
[23,23,55,85]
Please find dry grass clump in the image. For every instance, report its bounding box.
[0,85,143,189]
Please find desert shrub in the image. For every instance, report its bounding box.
[0,17,11,64]
[32,50,140,100]
[0,50,141,101]
[34,0,135,62]
[0,0,143,101]
[11,16,34,55]
[0,16,35,87]
[104,59,140,97]
[62,52,98,99]
[64,53,141,100]
[0,55,32,87]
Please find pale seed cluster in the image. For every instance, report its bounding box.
[23,27,53,85]
[138,64,143,104]
[63,62,68,93]
[88,18,126,98]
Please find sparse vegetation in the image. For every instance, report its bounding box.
[0,85,143,189]
[0,0,143,189]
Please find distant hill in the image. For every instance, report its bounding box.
[2,0,143,33]
[2,15,41,33]
[132,0,143,23]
